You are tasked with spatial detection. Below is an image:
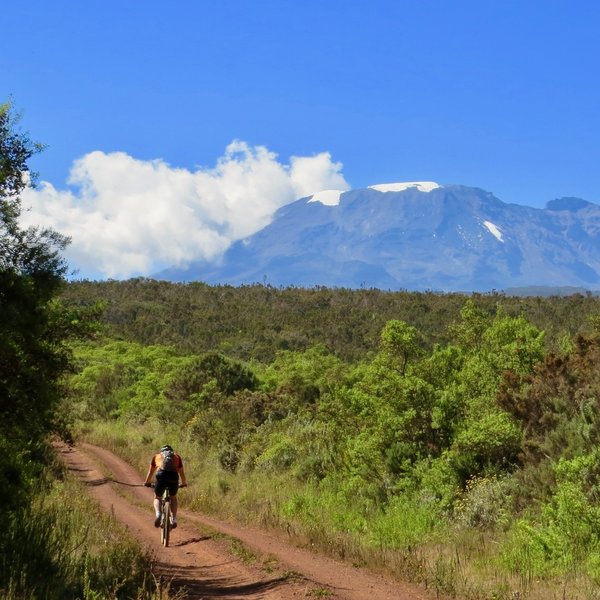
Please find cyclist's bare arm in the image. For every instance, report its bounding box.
[177,467,187,487]
[177,465,188,486]
[143,462,156,486]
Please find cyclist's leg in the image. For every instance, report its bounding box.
[154,476,167,526]
[166,475,179,524]
[153,495,162,516]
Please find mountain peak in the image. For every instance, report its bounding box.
[307,181,442,206]
[307,189,345,206]
[368,181,441,193]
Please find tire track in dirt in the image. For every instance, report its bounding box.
[57,441,438,600]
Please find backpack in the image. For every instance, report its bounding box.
[160,449,177,472]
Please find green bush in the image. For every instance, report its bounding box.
[453,474,514,530]
[451,410,522,480]
[369,494,443,550]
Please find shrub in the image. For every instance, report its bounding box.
[454,474,514,530]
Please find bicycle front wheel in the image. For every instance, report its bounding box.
[161,500,171,547]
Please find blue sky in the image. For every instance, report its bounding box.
[3,1,600,278]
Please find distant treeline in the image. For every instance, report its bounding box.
[62,278,600,362]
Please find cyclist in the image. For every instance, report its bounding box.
[143,444,188,528]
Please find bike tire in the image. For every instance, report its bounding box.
[161,500,171,547]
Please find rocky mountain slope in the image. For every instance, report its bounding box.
[158,182,600,292]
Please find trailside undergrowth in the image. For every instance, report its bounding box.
[0,463,176,600]
[68,299,600,599]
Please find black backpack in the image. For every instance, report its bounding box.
[160,448,177,471]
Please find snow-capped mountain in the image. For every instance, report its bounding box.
[157,183,600,292]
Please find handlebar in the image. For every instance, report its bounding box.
[144,482,188,488]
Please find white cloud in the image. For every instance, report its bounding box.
[289,152,349,198]
[19,142,350,279]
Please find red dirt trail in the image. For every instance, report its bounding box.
[58,441,439,600]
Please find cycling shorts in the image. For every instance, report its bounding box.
[154,469,179,497]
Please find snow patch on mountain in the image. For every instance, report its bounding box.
[368,181,441,193]
[484,220,504,242]
[308,189,345,205]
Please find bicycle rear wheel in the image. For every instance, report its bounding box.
[161,500,171,547]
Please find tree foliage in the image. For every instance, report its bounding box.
[0,104,68,276]
[61,278,600,366]
[0,102,84,594]
[0,103,71,450]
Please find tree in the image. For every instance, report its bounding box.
[448,299,491,351]
[446,309,545,481]
[380,319,423,375]
[1,102,68,275]
[0,101,71,481]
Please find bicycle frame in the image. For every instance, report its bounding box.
[160,487,172,547]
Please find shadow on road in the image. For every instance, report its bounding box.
[172,536,212,547]
[110,478,145,488]
[154,562,289,598]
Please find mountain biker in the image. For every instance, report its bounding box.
[143,444,188,528]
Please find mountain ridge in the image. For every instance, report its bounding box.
[157,184,600,292]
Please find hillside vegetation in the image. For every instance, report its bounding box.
[61,279,600,599]
[62,278,600,361]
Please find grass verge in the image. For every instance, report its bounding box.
[0,456,181,600]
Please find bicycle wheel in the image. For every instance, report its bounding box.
[161,500,171,547]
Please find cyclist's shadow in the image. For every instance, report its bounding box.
[110,478,145,488]
[171,536,211,547]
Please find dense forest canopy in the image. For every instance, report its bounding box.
[61,278,600,362]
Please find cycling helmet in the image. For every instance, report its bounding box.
[160,445,173,452]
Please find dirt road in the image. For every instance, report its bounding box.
[58,442,435,599]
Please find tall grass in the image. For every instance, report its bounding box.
[0,464,177,600]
